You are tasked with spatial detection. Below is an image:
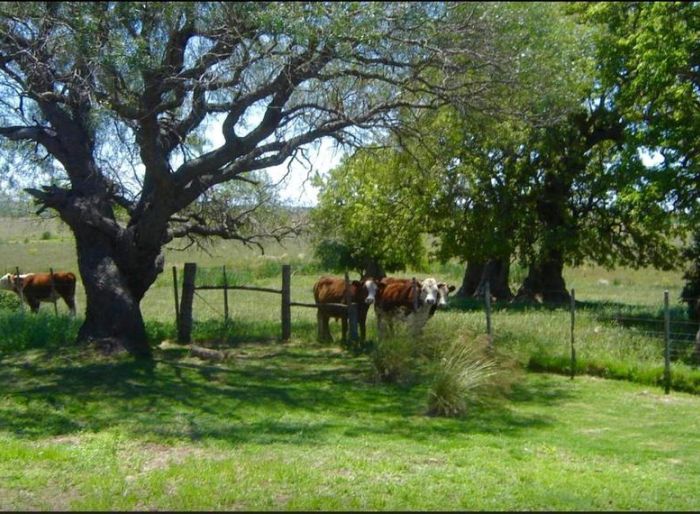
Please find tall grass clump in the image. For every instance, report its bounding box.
[426,335,503,417]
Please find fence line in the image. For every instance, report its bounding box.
[480,281,699,396]
[175,263,360,345]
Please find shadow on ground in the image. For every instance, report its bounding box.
[0,338,573,446]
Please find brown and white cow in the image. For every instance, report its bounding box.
[313,275,379,344]
[378,276,455,319]
[374,277,448,339]
[0,272,77,316]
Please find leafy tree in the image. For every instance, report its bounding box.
[0,2,511,356]
[574,0,699,332]
[312,2,589,288]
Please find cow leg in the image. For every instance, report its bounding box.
[358,307,368,343]
[26,297,40,313]
[341,316,348,344]
[317,310,333,343]
[62,293,77,317]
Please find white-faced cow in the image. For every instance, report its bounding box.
[0,272,77,316]
[374,277,449,339]
[313,276,379,344]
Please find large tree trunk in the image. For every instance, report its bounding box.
[458,259,512,301]
[362,258,386,280]
[457,261,483,297]
[514,250,570,304]
[73,224,162,358]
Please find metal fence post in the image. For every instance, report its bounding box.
[15,266,24,313]
[664,290,671,395]
[570,288,576,380]
[223,265,229,324]
[485,280,493,349]
[345,271,358,344]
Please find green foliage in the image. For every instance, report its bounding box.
[0,291,21,311]
[681,230,700,320]
[0,311,80,353]
[313,239,356,274]
[369,332,417,385]
[311,149,430,274]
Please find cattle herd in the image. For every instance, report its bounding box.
[314,275,455,343]
[0,268,454,345]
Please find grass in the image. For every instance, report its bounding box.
[1,340,699,510]
[0,216,699,509]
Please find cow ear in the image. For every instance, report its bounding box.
[448,285,456,292]
[352,280,362,288]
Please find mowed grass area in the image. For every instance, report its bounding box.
[0,216,699,510]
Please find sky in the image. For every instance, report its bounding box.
[205,119,345,207]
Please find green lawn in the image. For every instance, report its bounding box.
[1,340,699,511]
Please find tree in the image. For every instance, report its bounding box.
[574,0,699,339]
[0,2,515,357]
[311,2,591,293]
[312,3,687,305]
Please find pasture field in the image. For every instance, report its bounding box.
[0,216,699,510]
[1,338,699,510]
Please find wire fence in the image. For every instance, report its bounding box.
[479,285,700,395]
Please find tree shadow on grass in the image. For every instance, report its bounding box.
[0,342,574,446]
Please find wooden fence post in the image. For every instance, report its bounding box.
[223,265,229,324]
[663,290,671,395]
[281,264,291,341]
[15,266,24,313]
[485,280,493,349]
[172,266,180,330]
[49,267,58,316]
[178,263,197,344]
[570,288,576,380]
[345,271,358,344]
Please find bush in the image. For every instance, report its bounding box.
[426,335,498,417]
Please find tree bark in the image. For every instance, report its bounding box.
[514,250,570,304]
[73,224,161,358]
[458,259,512,301]
[362,258,386,280]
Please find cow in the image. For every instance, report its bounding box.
[0,271,77,316]
[313,275,379,344]
[379,276,455,319]
[374,277,446,339]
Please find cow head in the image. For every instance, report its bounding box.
[437,283,456,308]
[356,277,379,304]
[419,278,440,306]
[0,273,14,291]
